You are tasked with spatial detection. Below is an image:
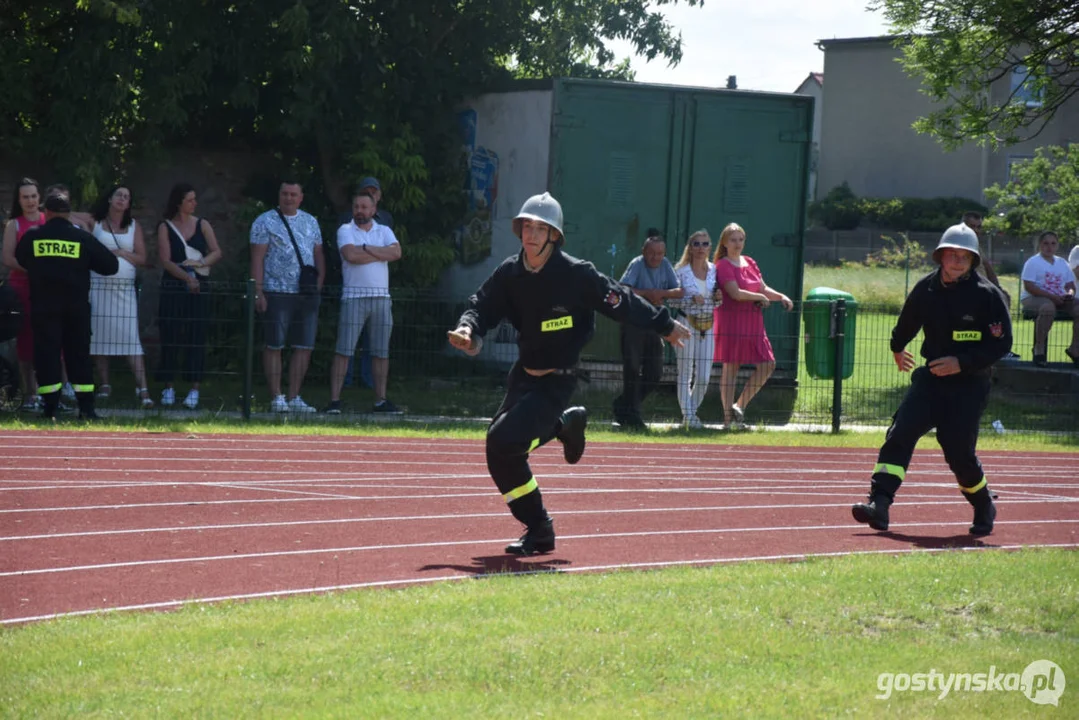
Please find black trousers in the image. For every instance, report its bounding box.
[156,279,210,383]
[873,366,991,497]
[486,362,577,527]
[613,325,663,421]
[32,303,94,414]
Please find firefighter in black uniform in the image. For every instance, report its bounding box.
[852,224,1012,536]
[448,192,692,555]
[15,191,119,419]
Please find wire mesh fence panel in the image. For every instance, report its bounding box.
[3,281,1076,434]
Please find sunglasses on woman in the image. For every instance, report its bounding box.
[691,241,710,248]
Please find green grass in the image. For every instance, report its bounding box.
[1,414,1076,451]
[2,550,1075,717]
[803,264,1025,315]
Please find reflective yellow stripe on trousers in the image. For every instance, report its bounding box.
[873,463,906,481]
[72,384,94,393]
[503,477,538,502]
[961,476,987,494]
[37,383,62,394]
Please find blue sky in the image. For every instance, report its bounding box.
[607,0,890,92]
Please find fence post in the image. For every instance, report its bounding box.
[242,278,256,421]
[904,241,911,298]
[831,298,846,433]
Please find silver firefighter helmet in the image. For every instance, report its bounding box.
[933,223,981,268]
[512,192,564,240]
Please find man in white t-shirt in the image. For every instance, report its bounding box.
[1020,231,1079,366]
[325,191,402,413]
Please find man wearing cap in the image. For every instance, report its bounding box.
[15,191,119,419]
[447,192,691,556]
[851,223,1012,536]
[357,177,394,230]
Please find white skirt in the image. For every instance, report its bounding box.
[90,277,144,356]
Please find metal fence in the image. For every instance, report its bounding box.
[2,278,1077,434]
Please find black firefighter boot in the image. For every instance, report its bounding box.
[965,486,997,536]
[851,476,901,531]
[557,407,588,465]
[505,517,556,556]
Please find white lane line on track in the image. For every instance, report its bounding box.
[0,498,1069,542]
[4,542,1077,626]
[2,456,1074,479]
[1,437,1072,465]
[4,519,1076,577]
[6,487,1078,515]
[4,473,1078,493]
[1,433,1071,456]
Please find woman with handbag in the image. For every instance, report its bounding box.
[672,229,721,428]
[86,185,153,408]
[156,183,221,410]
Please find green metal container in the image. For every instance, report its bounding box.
[803,286,857,380]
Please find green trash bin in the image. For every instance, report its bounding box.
[803,287,857,380]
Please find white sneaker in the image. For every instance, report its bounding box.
[270,394,289,412]
[287,395,317,413]
[161,388,176,406]
[183,389,199,409]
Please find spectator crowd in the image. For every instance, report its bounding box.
[2,176,1077,425]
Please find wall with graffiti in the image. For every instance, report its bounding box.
[443,89,553,300]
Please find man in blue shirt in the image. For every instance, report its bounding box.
[612,231,684,429]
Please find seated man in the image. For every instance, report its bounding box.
[1020,231,1078,367]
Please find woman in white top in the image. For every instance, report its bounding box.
[87,185,153,407]
[156,183,222,409]
[671,230,721,428]
[1020,231,1079,367]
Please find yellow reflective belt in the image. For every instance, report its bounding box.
[72,384,94,393]
[527,437,541,452]
[961,476,987,494]
[503,477,538,503]
[38,383,62,394]
[873,463,906,481]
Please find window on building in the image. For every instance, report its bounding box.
[1010,66,1043,108]
[1006,155,1034,184]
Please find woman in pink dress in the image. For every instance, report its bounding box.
[1,178,46,410]
[713,223,792,427]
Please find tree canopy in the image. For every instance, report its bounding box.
[873,0,1079,149]
[0,0,702,203]
[984,145,1079,243]
[0,0,704,286]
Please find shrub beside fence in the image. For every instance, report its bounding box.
[1,278,1075,434]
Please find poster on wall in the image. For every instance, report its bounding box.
[455,109,498,266]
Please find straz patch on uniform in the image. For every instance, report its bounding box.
[989,322,1003,338]
[541,316,573,332]
[953,330,982,342]
[32,239,80,258]
[605,291,622,309]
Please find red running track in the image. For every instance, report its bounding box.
[1,430,1076,624]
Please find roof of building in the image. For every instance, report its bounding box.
[794,72,823,93]
[816,34,902,48]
